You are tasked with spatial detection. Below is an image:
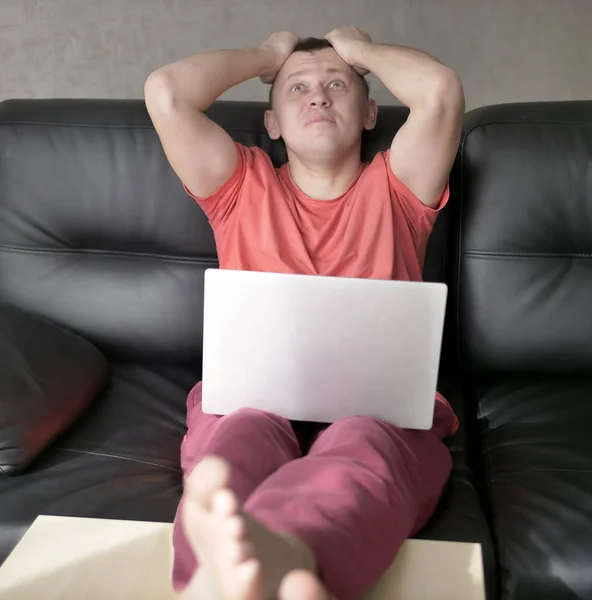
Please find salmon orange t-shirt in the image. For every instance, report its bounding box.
[184,142,458,435]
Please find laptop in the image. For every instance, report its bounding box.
[201,269,447,429]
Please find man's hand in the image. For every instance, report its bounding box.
[324,27,372,76]
[259,31,301,84]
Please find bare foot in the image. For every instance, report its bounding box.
[178,455,323,600]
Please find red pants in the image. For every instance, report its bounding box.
[172,382,456,600]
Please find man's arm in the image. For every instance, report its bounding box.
[326,28,464,208]
[144,32,299,199]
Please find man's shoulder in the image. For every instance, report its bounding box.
[236,142,270,159]
[238,143,278,171]
[232,143,284,191]
[354,151,391,186]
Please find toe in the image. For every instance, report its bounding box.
[235,558,263,600]
[224,514,248,540]
[227,538,256,564]
[279,570,332,600]
[185,455,231,510]
[212,488,240,517]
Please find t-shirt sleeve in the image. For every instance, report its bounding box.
[182,141,249,231]
[383,149,450,248]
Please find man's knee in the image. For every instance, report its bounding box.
[319,415,399,447]
[230,406,280,423]
[225,407,294,439]
[333,414,396,434]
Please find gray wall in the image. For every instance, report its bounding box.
[1,0,591,110]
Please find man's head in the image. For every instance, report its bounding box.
[264,37,377,161]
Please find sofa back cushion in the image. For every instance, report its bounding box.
[454,101,592,373]
[0,99,446,362]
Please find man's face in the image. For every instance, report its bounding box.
[265,48,377,159]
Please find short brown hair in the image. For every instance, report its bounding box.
[268,37,370,107]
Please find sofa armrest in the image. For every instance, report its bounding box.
[0,304,109,475]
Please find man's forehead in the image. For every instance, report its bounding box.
[279,48,348,77]
[284,66,349,81]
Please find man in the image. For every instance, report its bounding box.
[145,27,464,600]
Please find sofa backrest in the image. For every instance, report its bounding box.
[453,101,592,374]
[0,99,448,363]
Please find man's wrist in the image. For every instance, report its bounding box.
[256,45,281,69]
[254,45,284,82]
[344,40,373,71]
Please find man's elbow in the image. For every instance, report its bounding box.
[144,70,177,114]
[144,69,171,108]
[429,68,465,113]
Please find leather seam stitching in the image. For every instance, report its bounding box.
[492,468,592,479]
[0,121,156,130]
[464,251,592,259]
[1,121,279,134]
[0,244,219,264]
[60,448,181,473]
[463,119,592,138]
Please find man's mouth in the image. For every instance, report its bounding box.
[305,115,336,126]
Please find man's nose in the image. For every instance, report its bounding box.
[308,86,332,107]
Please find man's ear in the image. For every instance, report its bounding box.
[265,109,282,140]
[363,99,378,131]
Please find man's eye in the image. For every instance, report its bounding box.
[329,80,345,88]
[291,84,305,92]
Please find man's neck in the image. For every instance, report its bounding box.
[286,149,362,201]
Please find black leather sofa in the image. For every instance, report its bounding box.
[1,98,590,600]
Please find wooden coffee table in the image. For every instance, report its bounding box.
[0,516,485,599]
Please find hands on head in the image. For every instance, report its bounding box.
[258,26,372,84]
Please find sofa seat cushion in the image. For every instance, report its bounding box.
[477,374,592,600]
[416,375,498,600]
